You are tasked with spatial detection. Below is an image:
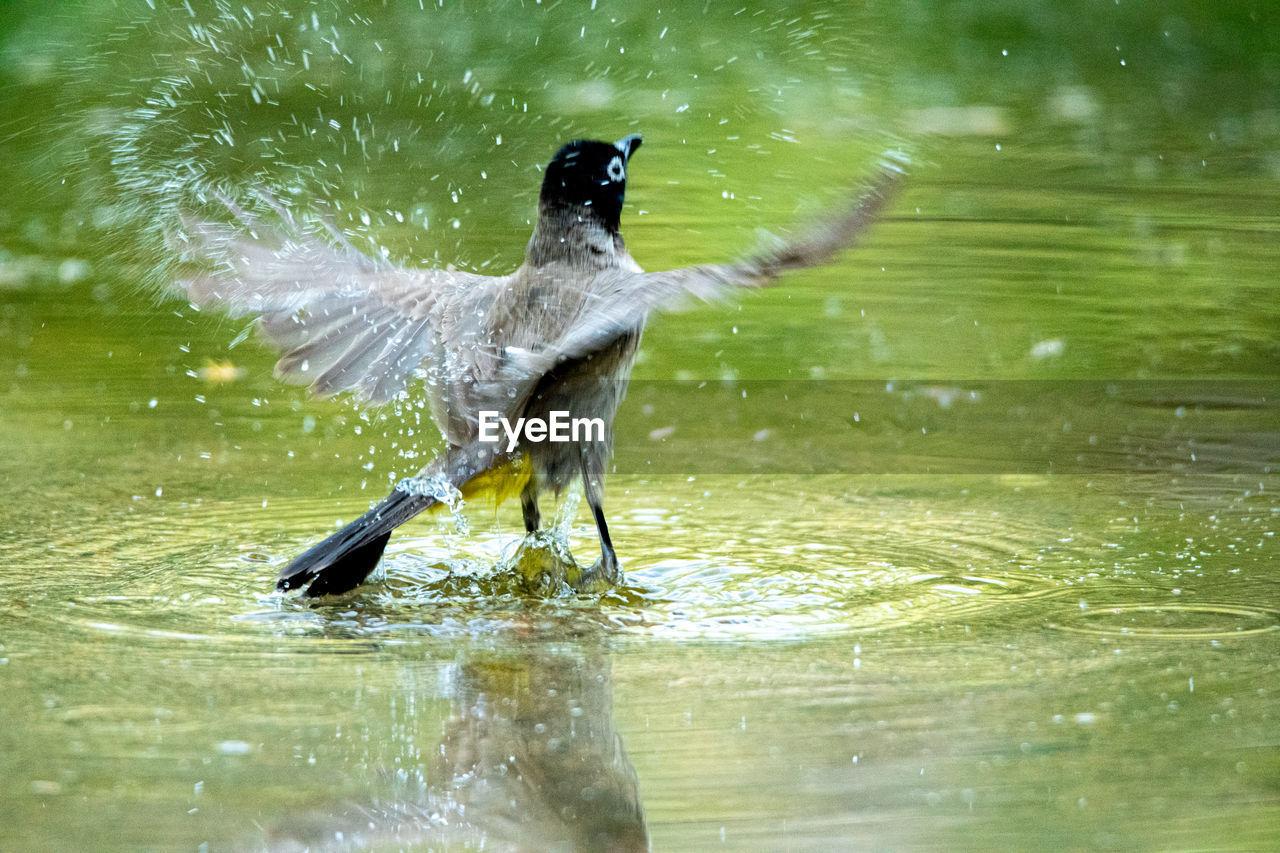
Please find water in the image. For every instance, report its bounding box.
[2,1,1278,849]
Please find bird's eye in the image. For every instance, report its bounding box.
[606,155,625,182]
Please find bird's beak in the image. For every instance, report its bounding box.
[615,133,643,161]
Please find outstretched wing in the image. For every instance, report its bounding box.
[501,150,909,386]
[173,193,498,405]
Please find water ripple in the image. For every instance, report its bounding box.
[1048,602,1280,640]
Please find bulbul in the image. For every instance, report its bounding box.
[178,134,905,596]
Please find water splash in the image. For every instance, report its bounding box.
[397,472,469,535]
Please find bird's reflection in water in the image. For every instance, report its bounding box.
[267,627,648,852]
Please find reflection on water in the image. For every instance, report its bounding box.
[265,628,647,852]
[1,470,1277,848]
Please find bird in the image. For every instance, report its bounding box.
[176,134,906,596]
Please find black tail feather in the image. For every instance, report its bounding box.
[277,441,515,597]
[276,498,407,596]
[293,530,393,597]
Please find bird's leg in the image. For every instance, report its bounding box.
[520,478,541,533]
[578,449,620,587]
[510,472,577,591]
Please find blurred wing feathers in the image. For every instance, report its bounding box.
[505,151,908,383]
[175,200,488,404]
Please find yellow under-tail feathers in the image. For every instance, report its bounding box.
[421,453,598,591]
[422,452,533,513]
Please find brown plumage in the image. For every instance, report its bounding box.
[175,135,907,596]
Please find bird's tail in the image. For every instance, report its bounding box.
[277,441,526,597]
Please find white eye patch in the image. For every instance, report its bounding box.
[606,155,626,182]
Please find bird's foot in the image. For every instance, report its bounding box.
[508,532,622,594]
[509,530,577,593]
[569,553,622,593]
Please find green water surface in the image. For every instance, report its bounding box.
[1,1,1277,850]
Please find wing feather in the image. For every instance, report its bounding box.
[174,198,491,405]
[357,316,439,403]
[502,150,909,386]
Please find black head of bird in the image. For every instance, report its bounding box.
[539,134,643,233]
